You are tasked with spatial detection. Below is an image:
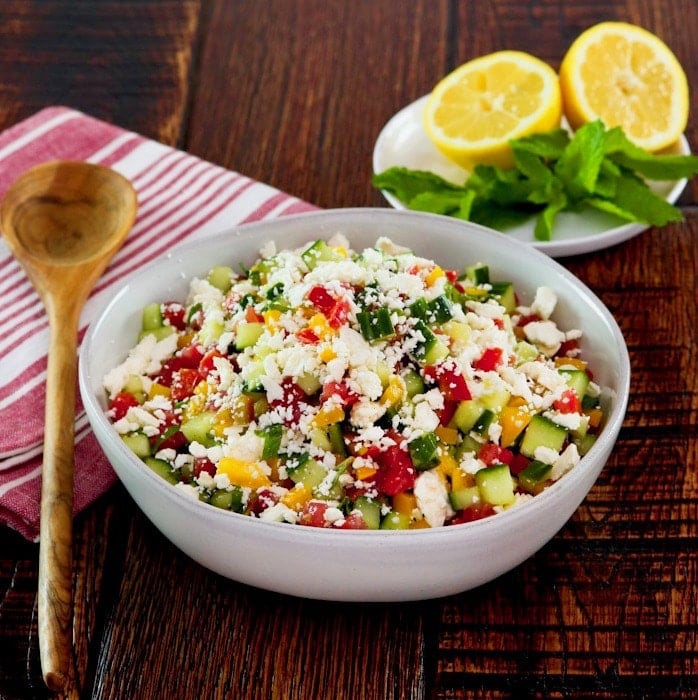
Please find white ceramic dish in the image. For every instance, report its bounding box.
[373,95,690,258]
[79,208,630,602]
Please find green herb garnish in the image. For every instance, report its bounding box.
[372,120,698,241]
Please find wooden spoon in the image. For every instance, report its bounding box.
[0,161,137,692]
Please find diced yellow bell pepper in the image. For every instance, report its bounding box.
[355,465,377,481]
[280,483,313,510]
[392,491,417,517]
[181,394,206,420]
[435,425,459,445]
[586,408,604,428]
[320,345,337,362]
[314,404,345,427]
[499,405,532,448]
[217,457,271,489]
[425,265,445,287]
[177,331,196,349]
[263,309,282,332]
[450,466,475,491]
[409,518,431,529]
[555,356,587,370]
[380,375,406,407]
[308,312,333,340]
[148,382,170,400]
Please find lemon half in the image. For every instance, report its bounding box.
[560,22,689,152]
[423,51,562,170]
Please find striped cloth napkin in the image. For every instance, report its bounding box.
[0,106,316,541]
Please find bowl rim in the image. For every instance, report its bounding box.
[79,207,630,544]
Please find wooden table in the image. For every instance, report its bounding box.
[1,1,696,698]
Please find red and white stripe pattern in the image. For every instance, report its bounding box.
[0,107,316,540]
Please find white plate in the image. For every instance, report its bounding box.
[373,95,690,257]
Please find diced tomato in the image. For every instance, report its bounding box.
[108,392,140,420]
[492,318,505,330]
[439,399,458,426]
[373,445,415,496]
[474,347,504,372]
[300,500,332,528]
[509,453,531,476]
[179,343,205,367]
[423,363,472,401]
[245,305,264,323]
[557,338,580,357]
[270,378,310,426]
[338,512,369,529]
[199,348,226,377]
[554,388,582,414]
[307,285,349,328]
[444,269,459,283]
[153,428,187,452]
[170,367,202,401]
[478,444,515,467]
[296,328,320,344]
[320,380,359,407]
[307,285,335,312]
[193,456,216,478]
[248,488,280,516]
[162,301,186,330]
[450,503,497,524]
[516,314,541,327]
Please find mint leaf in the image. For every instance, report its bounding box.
[372,167,465,204]
[604,126,698,180]
[509,129,570,159]
[554,121,606,199]
[534,192,568,241]
[587,172,684,226]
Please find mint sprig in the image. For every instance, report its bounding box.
[372,120,698,241]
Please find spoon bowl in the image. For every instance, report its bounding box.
[0,160,137,692]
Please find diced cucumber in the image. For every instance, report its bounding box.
[559,368,590,399]
[454,434,482,458]
[301,239,343,270]
[209,486,245,512]
[476,463,515,506]
[515,341,539,364]
[138,325,175,343]
[286,455,326,489]
[408,432,440,470]
[428,295,454,324]
[479,389,511,415]
[353,496,382,530]
[518,460,552,494]
[453,399,484,433]
[199,318,225,346]
[309,427,332,452]
[403,369,426,398]
[473,409,495,436]
[380,511,411,530]
[296,372,322,396]
[449,485,480,511]
[207,265,234,292]
[519,414,567,459]
[423,337,449,366]
[180,411,217,447]
[144,457,179,485]
[255,423,283,460]
[235,322,264,350]
[326,423,347,456]
[242,360,266,393]
[489,281,516,313]
[575,433,597,456]
[121,432,151,458]
[142,302,163,331]
[465,263,489,285]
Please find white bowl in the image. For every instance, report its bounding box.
[79,208,630,602]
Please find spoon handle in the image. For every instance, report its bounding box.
[38,305,80,692]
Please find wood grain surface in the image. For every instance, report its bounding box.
[0,1,696,698]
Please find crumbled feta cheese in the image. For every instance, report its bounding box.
[550,444,580,481]
[523,321,566,356]
[414,471,454,527]
[530,286,557,320]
